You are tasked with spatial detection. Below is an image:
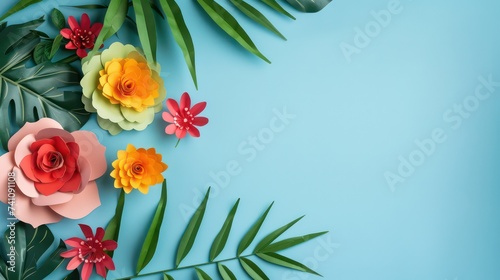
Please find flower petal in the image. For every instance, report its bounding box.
[49,181,100,219]
[193,117,209,126]
[31,192,73,206]
[8,118,63,151]
[64,237,85,248]
[14,191,62,227]
[79,224,94,239]
[35,128,75,143]
[66,256,83,270]
[102,240,118,251]
[190,102,207,116]
[95,262,107,278]
[14,134,36,166]
[175,129,187,139]
[60,28,72,39]
[80,13,90,30]
[180,92,191,110]
[90,23,103,35]
[92,88,124,123]
[60,248,79,258]
[68,16,79,31]
[95,227,105,241]
[71,131,107,181]
[81,262,93,280]
[13,167,38,198]
[166,99,179,114]
[162,112,174,123]
[0,152,15,203]
[187,126,200,137]
[165,124,177,135]
[76,49,88,58]
[102,255,115,270]
[65,41,77,50]
[97,116,123,136]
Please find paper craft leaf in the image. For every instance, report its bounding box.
[261,231,328,252]
[237,202,273,255]
[132,0,157,63]
[285,0,332,13]
[195,267,213,280]
[230,0,286,40]
[260,0,295,19]
[239,257,270,280]
[104,190,126,259]
[0,0,42,22]
[0,18,90,150]
[210,199,240,261]
[257,252,320,275]
[217,263,237,280]
[253,216,304,253]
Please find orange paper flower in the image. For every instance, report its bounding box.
[110,144,167,194]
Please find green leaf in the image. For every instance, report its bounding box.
[136,180,168,273]
[196,0,270,63]
[257,252,321,275]
[175,188,210,267]
[195,267,213,280]
[132,0,157,63]
[49,34,63,59]
[62,4,108,9]
[285,0,332,13]
[150,0,165,19]
[27,239,68,280]
[62,269,80,280]
[51,8,65,29]
[239,257,269,280]
[0,0,42,22]
[164,273,175,280]
[230,0,286,40]
[210,199,240,261]
[260,231,328,252]
[217,263,237,280]
[0,18,90,150]
[158,0,198,88]
[90,0,128,57]
[253,216,304,253]
[260,0,295,20]
[237,202,273,256]
[104,189,126,258]
[33,41,52,64]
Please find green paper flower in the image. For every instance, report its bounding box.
[81,42,166,135]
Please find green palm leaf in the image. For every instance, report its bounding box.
[260,0,295,19]
[239,257,269,280]
[217,263,237,280]
[210,199,240,261]
[195,267,213,280]
[230,0,286,40]
[285,0,332,12]
[253,216,304,253]
[0,0,42,22]
[237,202,273,255]
[132,0,158,63]
[257,252,320,275]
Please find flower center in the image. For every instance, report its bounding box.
[40,151,64,172]
[173,107,195,130]
[71,28,95,49]
[78,237,106,264]
[119,78,136,96]
[131,162,144,175]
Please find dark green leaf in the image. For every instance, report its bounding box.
[31,30,50,38]
[63,270,80,280]
[261,231,328,252]
[217,263,237,280]
[239,257,269,280]
[253,216,304,253]
[260,0,295,19]
[104,189,126,258]
[51,8,65,29]
[175,188,210,267]
[33,41,51,64]
[164,273,175,280]
[195,267,213,280]
[150,0,165,19]
[210,199,240,261]
[237,202,273,255]
[136,180,168,273]
[62,4,108,9]
[49,34,63,59]
[196,0,270,63]
[230,0,286,40]
[158,0,198,88]
[257,252,321,275]
[132,0,157,63]
[0,0,42,22]
[27,239,68,280]
[285,0,332,12]
[54,54,79,64]
[90,0,128,57]
[0,18,90,150]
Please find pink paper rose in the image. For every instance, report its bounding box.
[0,118,107,227]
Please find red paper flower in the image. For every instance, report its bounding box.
[60,13,103,58]
[162,92,208,139]
[61,224,117,280]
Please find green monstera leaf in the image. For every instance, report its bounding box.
[0,18,90,150]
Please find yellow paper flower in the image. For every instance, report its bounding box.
[110,144,168,194]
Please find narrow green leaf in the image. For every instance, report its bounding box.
[196,0,270,63]
[175,188,210,267]
[217,263,237,280]
[136,180,168,273]
[33,41,51,64]
[237,202,273,256]
[253,216,304,253]
[0,0,42,22]
[150,0,165,19]
[260,0,295,20]
[54,54,79,64]
[230,0,286,40]
[49,34,63,59]
[257,252,321,275]
[261,231,328,252]
[61,4,108,9]
[51,8,65,29]
[104,190,126,258]
[132,0,157,63]
[210,199,240,261]
[285,0,332,13]
[158,0,198,88]
[195,268,213,280]
[90,0,128,56]
[164,273,175,280]
[239,257,269,280]
[31,30,50,38]
[28,239,68,280]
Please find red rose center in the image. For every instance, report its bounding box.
[40,151,64,172]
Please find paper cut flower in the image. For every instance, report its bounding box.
[60,13,103,58]
[110,144,168,194]
[0,118,106,227]
[61,224,117,280]
[81,42,166,135]
[162,92,208,139]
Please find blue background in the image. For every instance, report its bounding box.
[1,0,500,279]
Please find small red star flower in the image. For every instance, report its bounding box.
[162,92,209,139]
[60,224,117,280]
[60,13,103,58]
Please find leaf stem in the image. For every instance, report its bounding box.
[112,254,254,279]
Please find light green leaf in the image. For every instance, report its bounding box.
[90,0,128,57]
[49,34,63,59]
[195,268,213,280]
[230,0,286,40]
[132,0,157,63]
[158,0,198,88]
[261,231,328,252]
[0,18,90,150]
[257,252,321,275]
[0,0,42,22]
[253,216,304,253]
[210,199,240,261]
[175,188,210,267]
[164,273,175,280]
[285,0,332,13]
[237,202,273,256]
[51,8,65,29]
[196,0,270,63]
[136,180,168,273]
[239,257,269,280]
[217,263,237,280]
[260,0,295,19]
[104,190,126,258]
